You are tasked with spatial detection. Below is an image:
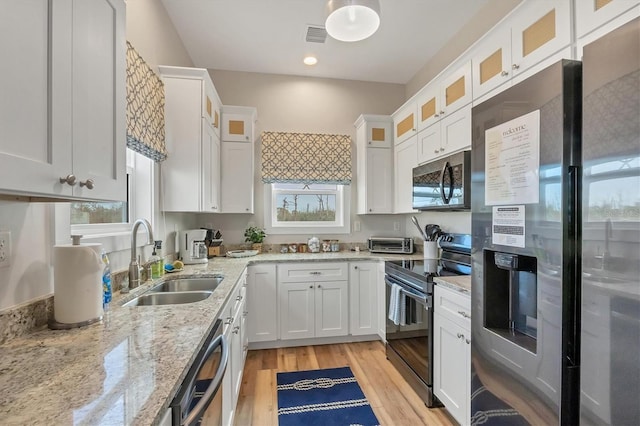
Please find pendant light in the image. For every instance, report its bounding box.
[325,0,381,42]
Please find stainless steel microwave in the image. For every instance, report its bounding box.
[412,150,471,211]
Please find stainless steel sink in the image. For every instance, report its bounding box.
[148,276,224,293]
[123,291,212,307]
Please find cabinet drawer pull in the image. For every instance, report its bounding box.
[59,174,77,186]
[458,310,470,319]
[79,179,94,189]
[225,316,233,325]
[233,326,240,334]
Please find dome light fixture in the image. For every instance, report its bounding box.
[303,55,318,66]
[325,0,380,42]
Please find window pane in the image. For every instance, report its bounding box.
[71,201,128,225]
[275,193,336,222]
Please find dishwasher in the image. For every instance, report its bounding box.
[170,319,229,426]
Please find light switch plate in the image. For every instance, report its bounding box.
[0,231,11,268]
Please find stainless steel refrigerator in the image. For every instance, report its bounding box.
[470,17,640,426]
[580,18,639,426]
[470,54,582,423]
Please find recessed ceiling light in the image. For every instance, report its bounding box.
[304,56,318,66]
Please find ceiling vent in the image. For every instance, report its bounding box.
[305,25,327,43]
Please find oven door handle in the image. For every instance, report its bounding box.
[385,276,429,306]
[182,334,229,426]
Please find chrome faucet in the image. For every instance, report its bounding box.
[128,218,154,291]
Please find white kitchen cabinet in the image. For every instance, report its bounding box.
[416,61,472,133]
[377,262,386,341]
[576,0,640,39]
[355,115,393,214]
[417,105,471,164]
[247,264,277,343]
[392,102,417,145]
[221,141,254,213]
[394,136,418,214]
[0,0,126,201]
[222,106,256,143]
[471,0,571,101]
[278,263,349,340]
[348,262,378,336]
[433,284,471,426]
[160,66,222,212]
[222,269,247,426]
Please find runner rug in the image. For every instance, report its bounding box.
[276,366,380,426]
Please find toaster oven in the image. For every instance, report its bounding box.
[368,237,414,254]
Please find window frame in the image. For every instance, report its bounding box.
[264,183,351,235]
[54,149,155,252]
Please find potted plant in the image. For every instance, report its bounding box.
[244,226,266,253]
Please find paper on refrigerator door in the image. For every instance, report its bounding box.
[485,110,540,206]
[492,205,525,248]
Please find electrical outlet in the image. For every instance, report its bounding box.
[393,221,400,231]
[0,231,11,269]
[353,221,361,232]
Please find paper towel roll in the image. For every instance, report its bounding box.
[53,242,104,325]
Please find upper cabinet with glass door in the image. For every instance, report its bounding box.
[416,61,472,133]
[576,0,640,39]
[0,0,126,201]
[471,0,571,100]
[222,106,256,142]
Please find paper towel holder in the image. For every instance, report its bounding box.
[49,235,104,330]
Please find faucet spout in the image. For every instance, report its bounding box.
[128,219,154,290]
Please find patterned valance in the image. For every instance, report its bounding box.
[261,132,352,185]
[126,42,167,162]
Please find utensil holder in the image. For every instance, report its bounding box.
[424,241,439,259]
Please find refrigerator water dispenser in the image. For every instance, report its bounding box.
[484,250,538,352]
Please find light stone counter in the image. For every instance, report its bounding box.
[434,275,471,294]
[0,251,420,425]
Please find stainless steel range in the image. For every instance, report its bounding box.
[384,233,471,407]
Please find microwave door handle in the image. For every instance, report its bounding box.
[440,161,454,204]
[182,334,229,426]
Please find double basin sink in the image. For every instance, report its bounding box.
[123,276,224,307]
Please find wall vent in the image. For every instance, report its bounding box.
[305,25,327,43]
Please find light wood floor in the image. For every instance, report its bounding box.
[233,340,456,425]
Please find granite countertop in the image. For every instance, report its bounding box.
[0,251,421,425]
[434,275,471,294]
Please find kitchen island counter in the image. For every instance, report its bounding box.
[0,251,420,425]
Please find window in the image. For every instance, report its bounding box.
[55,149,154,251]
[265,183,350,235]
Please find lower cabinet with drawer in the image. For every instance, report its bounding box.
[278,263,349,340]
[221,268,248,426]
[433,284,471,426]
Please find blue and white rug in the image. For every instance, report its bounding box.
[277,366,380,426]
[471,373,528,425]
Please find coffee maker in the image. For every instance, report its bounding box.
[179,229,208,264]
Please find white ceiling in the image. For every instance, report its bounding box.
[160,0,495,84]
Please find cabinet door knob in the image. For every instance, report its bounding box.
[236,295,242,301]
[434,150,439,154]
[369,208,372,212]
[439,111,445,116]
[457,333,464,339]
[79,179,94,190]
[59,174,77,186]
[354,265,358,269]
[368,141,372,145]
[512,63,520,70]
[317,284,322,288]
[246,208,249,211]
[225,316,233,325]
[501,70,509,77]
[434,113,439,118]
[466,338,470,344]
[233,326,240,334]
[439,147,445,152]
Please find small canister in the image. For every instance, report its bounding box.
[280,244,289,254]
[330,240,340,252]
[298,243,308,253]
[289,243,298,253]
[322,240,331,252]
[308,236,320,253]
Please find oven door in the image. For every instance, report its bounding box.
[385,275,433,386]
[171,319,229,426]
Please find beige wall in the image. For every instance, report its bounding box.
[199,70,409,245]
[405,0,522,99]
[0,0,193,311]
